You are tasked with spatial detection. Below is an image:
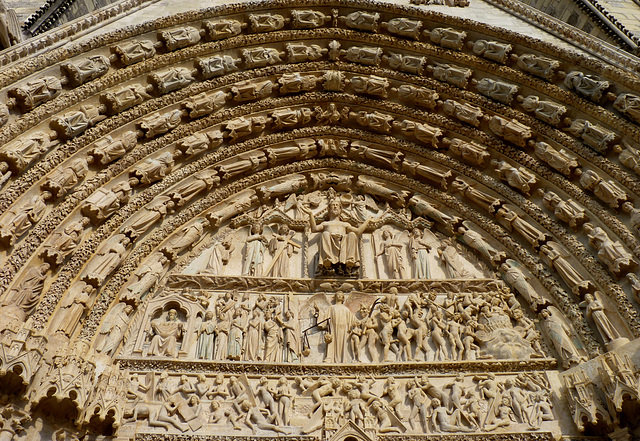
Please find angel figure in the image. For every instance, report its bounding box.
[202,236,234,275]
[375,228,409,279]
[266,224,300,278]
[409,227,433,278]
[242,224,269,276]
[438,239,470,278]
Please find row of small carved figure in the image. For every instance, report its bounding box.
[141,289,543,364]
[122,370,554,434]
[6,7,638,119]
[4,36,636,150]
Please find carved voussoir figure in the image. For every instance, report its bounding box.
[579,170,628,210]
[394,119,443,147]
[51,104,107,139]
[225,116,268,142]
[514,53,560,80]
[138,109,185,139]
[81,180,133,223]
[0,130,58,174]
[0,262,49,316]
[491,159,537,196]
[101,83,152,114]
[49,283,94,337]
[197,55,240,79]
[8,76,62,112]
[408,194,459,230]
[402,155,453,189]
[40,217,90,266]
[258,174,308,200]
[534,141,579,176]
[350,109,394,133]
[539,241,594,296]
[341,10,380,32]
[458,225,506,266]
[130,151,176,186]
[428,27,466,50]
[122,195,174,240]
[518,95,566,127]
[613,93,640,124]
[442,99,483,127]
[348,74,390,97]
[0,191,51,247]
[184,90,227,118]
[428,62,472,88]
[88,131,138,165]
[500,259,550,312]
[216,150,267,180]
[249,13,286,32]
[580,293,629,349]
[61,55,110,87]
[266,138,316,165]
[563,71,610,102]
[278,72,318,94]
[159,26,202,51]
[567,118,617,154]
[170,169,220,207]
[270,107,312,129]
[341,45,383,66]
[81,234,132,287]
[584,223,637,277]
[231,79,274,102]
[470,39,512,63]
[112,39,156,65]
[357,175,410,207]
[148,67,195,95]
[161,220,207,260]
[383,17,423,39]
[41,156,89,198]
[290,9,327,28]
[541,190,588,229]
[487,115,532,147]
[94,302,134,356]
[540,308,585,368]
[616,142,640,174]
[349,140,403,170]
[394,84,438,109]
[495,205,551,249]
[286,42,326,63]
[474,78,518,105]
[124,253,170,303]
[444,138,490,167]
[243,47,284,68]
[203,19,244,39]
[384,52,427,75]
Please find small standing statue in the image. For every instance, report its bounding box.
[580,293,628,350]
[243,224,268,276]
[409,228,431,278]
[196,310,215,360]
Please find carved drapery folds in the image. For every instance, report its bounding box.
[0,0,639,439]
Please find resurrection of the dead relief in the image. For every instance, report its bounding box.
[0,1,640,441]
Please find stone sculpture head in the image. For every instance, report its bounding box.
[328,197,342,219]
[334,291,345,304]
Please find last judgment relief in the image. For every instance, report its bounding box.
[1,0,640,440]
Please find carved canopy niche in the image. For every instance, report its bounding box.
[0,0,639,440]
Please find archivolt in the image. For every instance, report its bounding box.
[0,0,638,361]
